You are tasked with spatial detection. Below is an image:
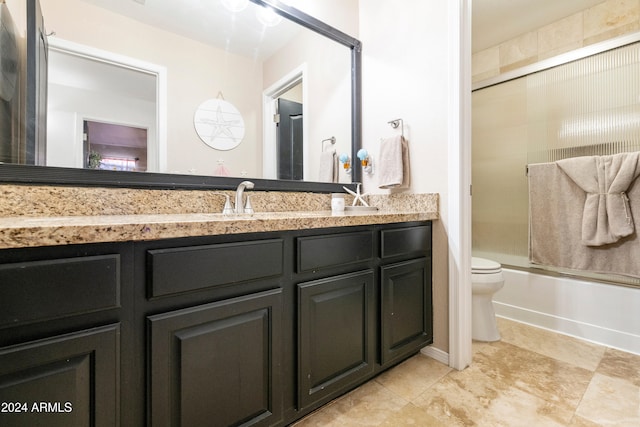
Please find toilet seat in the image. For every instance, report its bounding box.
[472,257,502,274]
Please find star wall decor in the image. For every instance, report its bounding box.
[193,98,245,150]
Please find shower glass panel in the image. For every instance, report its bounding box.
[472,78,529,267]
[472,41,640,287]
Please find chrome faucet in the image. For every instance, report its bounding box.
[234,181,254,213]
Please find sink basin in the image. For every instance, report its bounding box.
[222,211,328,218]
[345,206,378,212]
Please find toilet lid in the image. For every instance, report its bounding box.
[472,257,502,274]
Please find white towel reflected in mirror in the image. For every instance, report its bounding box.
[319,150,338,183]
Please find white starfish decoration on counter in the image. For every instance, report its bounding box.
[343,183,369,207]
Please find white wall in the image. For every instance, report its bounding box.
[495,269,640,355]
[359,2,449,198]
[359,0,464,355]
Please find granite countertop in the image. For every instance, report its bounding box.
[0,185,439,249]
[0,209,438,249]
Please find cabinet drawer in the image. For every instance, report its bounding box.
[297,231,373,273]
[0,255,121,328]
[380,224,431,259]
[147,239,283,298]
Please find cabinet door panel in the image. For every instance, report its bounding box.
[297,270,375,411]
[380,258,432,367]
[148,289,282,427]
[0,324,120,427]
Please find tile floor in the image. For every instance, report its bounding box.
[293,318,640,426]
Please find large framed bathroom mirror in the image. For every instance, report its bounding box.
[0,0,361,191]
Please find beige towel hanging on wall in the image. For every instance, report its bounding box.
[378,135,410,189]
[528,161,640,278]
[556,152,640,246]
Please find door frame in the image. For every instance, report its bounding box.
[47,37,167,173]
[262,63,308,180]
[450,0,472,370]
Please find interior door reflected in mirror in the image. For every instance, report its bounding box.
[277,97,303,181]
[32,0,355,184]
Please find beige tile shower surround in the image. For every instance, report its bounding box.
[472,0,640,82]
[0,184,438,248]
[293,318,640,427]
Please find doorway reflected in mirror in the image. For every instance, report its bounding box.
[84,120,147,172]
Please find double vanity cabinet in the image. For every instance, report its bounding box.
[0,220,433,426]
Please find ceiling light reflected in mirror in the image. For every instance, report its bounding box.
[221,0,249,13]
[256,6,283,27]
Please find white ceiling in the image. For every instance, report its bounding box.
[79,0,303,60]
[78,1,611,56]
[472,0,607,53]
[53,1,614,100]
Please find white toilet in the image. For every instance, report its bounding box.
[471,257,504,342]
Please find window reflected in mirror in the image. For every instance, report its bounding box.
[83,121,148,172]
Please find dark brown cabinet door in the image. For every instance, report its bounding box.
[0,324,120,427]
[380,257,433,367]
[147,288,283,427]
[297,270,375,411]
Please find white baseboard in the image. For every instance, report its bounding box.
[494,302,640,355]
[420,345,450,365]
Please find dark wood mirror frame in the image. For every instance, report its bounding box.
[0,0,361,192]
